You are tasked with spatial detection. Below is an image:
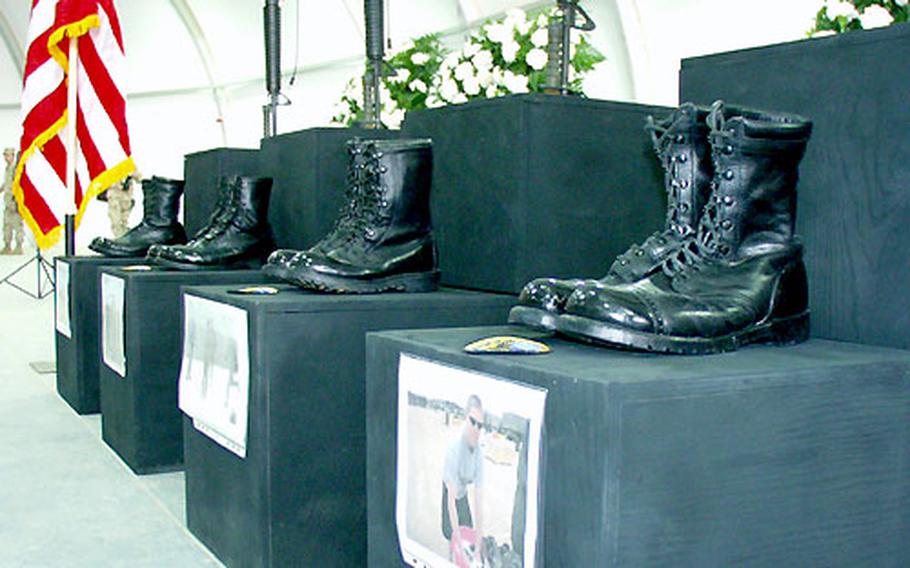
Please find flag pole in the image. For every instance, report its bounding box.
[64,35,79,256]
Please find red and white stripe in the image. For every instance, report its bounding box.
[14,0,134,249]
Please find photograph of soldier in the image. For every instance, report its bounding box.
[106,171,139,238]
[178,295,250,457]
[396,355,546,568]
[101,274,126,376]
[1,147,24,254]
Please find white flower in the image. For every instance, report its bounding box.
[485,84,498,98]
[537,13,549,27]
[531,27,549,48]
[385,107,406,128]
[501,40,520,63]
[454,61,475,82]
[858,5,893,28]
[464,41,482,58]
[895,0,907,7]
[485,22,511,44]
[491,67,505,86]
[451,92,468,104]
[526,48,547,70]
[462,75,481,96]
[475,66,493,87]
[408,79,427,93]
[502,70,529,93]
[410,52,430,65]
[472,49,494,71]
[444,51,462,67]
[439,78,460,102]
[426,95,445,108]
[825,1,858,19]
[810,29,837,38]
[394,68,410,83]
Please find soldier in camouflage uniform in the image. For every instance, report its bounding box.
[106,171,139,238]
[2,147,24,255]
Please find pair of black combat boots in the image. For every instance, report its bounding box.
[90,139,439,290]
[510,100,814,355]
[90,175,277,270]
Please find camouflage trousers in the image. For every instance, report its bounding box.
[3,199,23,248]
[107,191,134,238]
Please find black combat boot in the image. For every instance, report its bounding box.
[265,139,370,280]
[509,103,714,330]
[88,176,187,257]
[557,101,813,354]
[150,175,276,270]
[265,138,438,293]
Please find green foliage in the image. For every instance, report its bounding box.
[809,0,907,36]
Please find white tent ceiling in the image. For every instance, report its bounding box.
[0,0,821,179]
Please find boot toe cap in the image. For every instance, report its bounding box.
[564,283,655,333]
[517,278,585,313]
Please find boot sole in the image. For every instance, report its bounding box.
[556,311,810,355]
[288,269,440,294]
[152,255,266,272]
[508,305,559,332]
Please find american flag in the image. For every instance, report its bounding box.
[14,0,134,249]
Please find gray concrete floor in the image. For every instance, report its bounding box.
[0,252,222,567]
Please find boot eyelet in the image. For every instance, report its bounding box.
[635,250,644,256]
[379,166,388,173]
[680,203,689,212]
[723,170,734,180]
[722,196,734,206]
[381,200,389,207]
[620,259,629,266]
[721,220,733,230]
[723,144,734,154]
[674,134,685,143]
[680,180,689,189]
[678,154,687,163]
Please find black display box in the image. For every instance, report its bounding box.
[98,267,271,474]
[182,286,515,568]
[679,23,910,350]
[183,147,262,236]
[367,327,910,567]
[259,127,402,251]
[402,94,671,294]
[54,255,138,414]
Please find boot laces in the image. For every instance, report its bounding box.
[320,141,366,244]
[617,108,697,270]
[662,101,733,277]
[344,141,389,243]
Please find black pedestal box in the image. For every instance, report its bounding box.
[183,147,262,236]
[679,23,910,350]
[402,94,671,294]
[54,255,138,414]
[367,326,910,567]
[182,287,514,568]
[98,268,271,474]
[259,127,401,251]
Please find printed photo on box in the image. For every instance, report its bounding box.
[54,261,71,338]
[178,295,250,458]
[101,273,126,377]
[396,354,546,568]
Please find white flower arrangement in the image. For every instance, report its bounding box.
[331,8,606,126]
[810,0,908,35]
[428,7,604,107]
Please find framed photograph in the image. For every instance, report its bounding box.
[178,294,250,458]
[100,273,126,377]
[54,260,71,338]
[396,354,547,568]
